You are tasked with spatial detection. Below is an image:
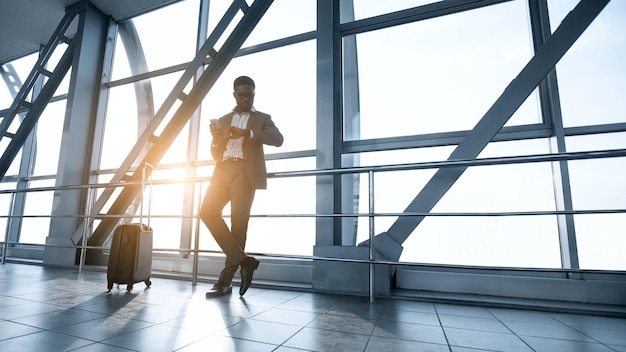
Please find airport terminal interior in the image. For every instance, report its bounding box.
[1,0,625,351]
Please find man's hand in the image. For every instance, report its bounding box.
[228,127,250,139]
[210,120,229,141]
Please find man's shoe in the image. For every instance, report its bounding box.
[239,257,259,296]
[205,282,232,298]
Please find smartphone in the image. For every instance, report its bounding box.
[210,119,221,128]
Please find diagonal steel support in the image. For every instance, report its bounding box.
[0,8,81,180]
[71,0,252,246]
[84,0,274,248]
[359,0,610,261]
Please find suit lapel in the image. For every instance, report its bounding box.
[247,111,258,129]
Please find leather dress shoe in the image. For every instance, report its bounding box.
[205,282,232,298]
[239,257,259,296]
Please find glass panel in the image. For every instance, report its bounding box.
[20,180,56,245]
[567,133,626,210]
[567,134,626,270]
[346,0,440,22]
[354,139,561,267]
[201,41,316,154]
[249,158,316,256]
[112,0,199,79]
[1,54,38,107]
[0,183,16,241]
[549,1,626,127]
[575,214,626,270]
[196,158,316,257]
[100,84,141,169]
[33,100,65,176]
[137,169,185,251]
[243,0,316,47]
[345,0,539,141]
[100,71,185,170]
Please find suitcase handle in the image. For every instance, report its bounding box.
[140,162,153,228]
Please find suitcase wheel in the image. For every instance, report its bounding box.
[145,279,152,288]
[127,283,133,292]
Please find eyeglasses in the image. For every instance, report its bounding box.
[235,92,254,99]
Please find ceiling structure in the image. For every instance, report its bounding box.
[0,0,183,65]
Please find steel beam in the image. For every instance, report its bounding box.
[71,0,252,246]
[86,0,275,248]
[360,0,610,261]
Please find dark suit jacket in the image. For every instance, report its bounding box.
[211,110,284,189]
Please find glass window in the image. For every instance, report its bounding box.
[0,183,16,241]
[243,0,316,47]
[100,84,143,170]
[550,1,626,127]
[574,214,626,271]
[196,158,317,257]
[201,41,317,154]
[100,70,186,170]
[345,0,440,21]
[353,139,562,267]
[33,100,65,176]
[344,0,539,141]
[567,133,626,270]
[250,158,316,256]
[112,0,199,79]
[20,180,56,245]
[0,54,38,106]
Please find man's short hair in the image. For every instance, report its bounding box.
[234,76,255,90]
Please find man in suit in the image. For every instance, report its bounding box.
[201,76,284,297]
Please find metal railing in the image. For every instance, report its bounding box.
[1,148,626,302]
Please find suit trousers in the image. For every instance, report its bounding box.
[200,160,255,284]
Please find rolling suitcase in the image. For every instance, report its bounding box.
[107,163,154,292]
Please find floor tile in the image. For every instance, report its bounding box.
[384,299,437,314]
[566,325,626,346]
[219,319,303,345]
[550,312,626,330]
[444,326,534,351]
[0,301,64,320]
[521,335,616,352]
[325,302,385,320]
[489,307,561,325]
[0,330,94,352]
[0,320,42,341]
[308,313,377,335]
[365,336,449,352]
[1,263,625,352]
[438,314,510,333]
[252,307,320,326]
[283,327,370,352]
[66,342,136,351]
[12,308,107,329]
[379,309,441,326]
[101,323,211,351]
[435,304,494,319]
[373,319,448,345]
[51,316,153,341]
[504,320,597,342]
[176,334,277,352]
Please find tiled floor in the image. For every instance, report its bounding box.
[1,263,625,352]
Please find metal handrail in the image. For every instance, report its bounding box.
[1,148,625,299]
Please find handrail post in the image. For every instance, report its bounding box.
[1,193,17,264]
[191,180,202,286]
[368,170,375,302]
[78,186,94,273]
